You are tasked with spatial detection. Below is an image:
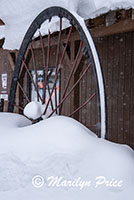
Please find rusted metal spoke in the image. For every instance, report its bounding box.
[47,84,54,111]
[68,93,96,117]
[18,63,24,79]
[43,65,61,115]
[39,31,46,101]
[23,61,43,103]
[54,82,58,114]
[46,30,55,111]
[47,64,91,117]
[42,30,50,104]
[39,31,46,68]
[59,26,72,65]
[30,43,39,101]
[18,47,30,78]
[8,53,30,103]
[44,30,50,101]
[44,26,72,115]
[39,31,53,110]
[14,104,24,111]
[41,30,55,111]
[18,82,30,103]
[59,40,83,114]
[55,17,62,113]
[55,18,62,67]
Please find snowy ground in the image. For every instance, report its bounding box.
[0,112,134,200]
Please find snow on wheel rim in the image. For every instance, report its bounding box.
[8,6,106,138]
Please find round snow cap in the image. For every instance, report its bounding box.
[24,101,43,120]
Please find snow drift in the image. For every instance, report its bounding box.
[0,112,134,200]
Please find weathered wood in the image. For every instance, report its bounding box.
[123,32,131,145]
[112,34,120,143]
[91,18,134,38]
[7,53,15,71]
[130,31,134,147]
[118,33,125,144]
[95,31,134,148]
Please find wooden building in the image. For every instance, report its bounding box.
[0,8,134,148]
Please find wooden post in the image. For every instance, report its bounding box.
[0,99,4,112]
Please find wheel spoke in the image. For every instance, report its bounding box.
[8,53,30,103]
[47,64,91,117]
[59,26,72,65]
[44,26,72,115]
[47,84,54,111]
[23,61,43,103]
[46,30,55,111]
[55,17,62,113]
[14,104,24,111]
[39,30,54,111]
[43,65,61,115]
[39,31,46,68]
[55,18,62,67]
[68,93,96,117]
[59,40,83,114]
[58,63,91,115]
[30,43,39,101]
[18,47,30,78]
[39,31,46,100]
[17,81,30,103]
[44,30,50,101]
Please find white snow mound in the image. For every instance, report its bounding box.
[0,112,134,200]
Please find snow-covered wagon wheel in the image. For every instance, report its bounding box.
[8,6,106,138]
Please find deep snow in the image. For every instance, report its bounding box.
[0,112,134,200]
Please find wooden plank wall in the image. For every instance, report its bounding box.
[0,50,13,111]
[77,59,98,135]
[94,31,134,149]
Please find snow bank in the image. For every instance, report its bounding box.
[0,0,134,50]
[0,112,31,130]
[0,112,134,200]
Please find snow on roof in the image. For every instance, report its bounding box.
[0,25,5,40]
[0,0,134,50]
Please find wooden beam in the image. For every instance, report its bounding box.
[106,11,116,27]
[91,18,134,38]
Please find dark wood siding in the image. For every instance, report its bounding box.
[94,31,134,148]
[0,50,13,111]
